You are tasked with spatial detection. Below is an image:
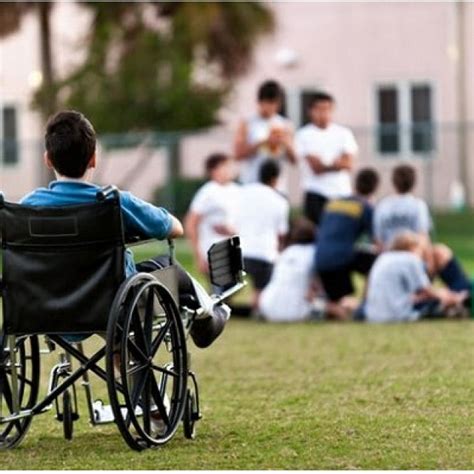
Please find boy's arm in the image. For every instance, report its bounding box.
[234,120,265,161]
[120,192,183,240]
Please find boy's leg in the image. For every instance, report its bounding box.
[303,192,328,226]
[243,257,273,311]
[318,266,354,320]
[433,244,472,307]
[136,256,230,348]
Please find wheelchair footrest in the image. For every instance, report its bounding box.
[92,400,143,425]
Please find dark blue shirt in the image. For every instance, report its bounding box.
[315,196,373,272]
[21,180,173,276]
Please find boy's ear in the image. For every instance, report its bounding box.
[44,152,54,169]
[88,152,97,169]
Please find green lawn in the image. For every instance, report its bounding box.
[0,211,473,469]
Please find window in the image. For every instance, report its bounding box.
[411,85,433,153]
[375,83,434,156]
[1,106,19,165]
[284,88,321,128]
[377,87,399,154]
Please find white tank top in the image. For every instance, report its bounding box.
[239,114,290,185]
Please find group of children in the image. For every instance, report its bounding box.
[186,154,471,323]
[184,78,472,323]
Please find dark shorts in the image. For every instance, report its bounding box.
[304,192,328,226]
[243,257,273,290]
[318,250,377,302]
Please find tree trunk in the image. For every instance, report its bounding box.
[38,2,56,185]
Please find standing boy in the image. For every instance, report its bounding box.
[295,92,358,225]
[234,80,296,186]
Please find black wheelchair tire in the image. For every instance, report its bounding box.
[0,335,40,450]
[183,390,197,440]
[62,390,74,440]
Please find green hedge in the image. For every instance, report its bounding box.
[153,177,206,218]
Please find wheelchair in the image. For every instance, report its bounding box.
[0,186,245,451]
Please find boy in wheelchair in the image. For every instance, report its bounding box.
[21,110,232,348]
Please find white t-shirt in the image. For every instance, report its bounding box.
[239,114,292,185]
[373,194,432,248]
[366,251,430,323]
[259,244,316,322]
[295,123,358,198]
[235,183,290,263]
[190,180,240,257]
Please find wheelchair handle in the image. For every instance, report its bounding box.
[96,185,119,202]
[168,239,176,265]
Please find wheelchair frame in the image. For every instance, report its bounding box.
[0,188,245,451]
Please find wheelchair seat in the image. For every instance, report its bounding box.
[0,190,125,335]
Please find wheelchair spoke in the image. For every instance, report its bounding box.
[126,362,147,377]
[131,308,149,356]
[126,337,147,363]
[150,320,171,357]
[125,370,149,427]
[149,373,170,427]
[142,376,152,435]
[151,364,178,378]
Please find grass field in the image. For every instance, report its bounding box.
[0,211,473,469]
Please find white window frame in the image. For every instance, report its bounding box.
[373,81,436,159]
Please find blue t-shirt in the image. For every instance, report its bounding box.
[21,180,173,275]
[315,196,373,272]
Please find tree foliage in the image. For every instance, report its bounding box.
[37,2,274,133]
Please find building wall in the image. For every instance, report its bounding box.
[1,2,473,207]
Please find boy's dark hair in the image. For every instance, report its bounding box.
[257,80,284,102]
[205,153,229,176]
[309,91,335,108]
[45,110,96,178]
[289,217,316,245]
[392,164,416,193]
[259,159,281,185]
[355,167,380,196]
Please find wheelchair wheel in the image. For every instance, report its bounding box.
[0,335,40,450]
[106,273,188,451]
[183,390,197,440]
[62,390,74,440]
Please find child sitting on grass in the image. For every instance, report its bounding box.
[259,218,325,322]
[364,231,469,323]
[21,110,230,348]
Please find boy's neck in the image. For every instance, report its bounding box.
[55,172,93,184]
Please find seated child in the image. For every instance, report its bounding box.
[374,165,472,300]
[365,231,468,323]
[259,218,324,322]
[315,168,380,320]
[21,110,230,348]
